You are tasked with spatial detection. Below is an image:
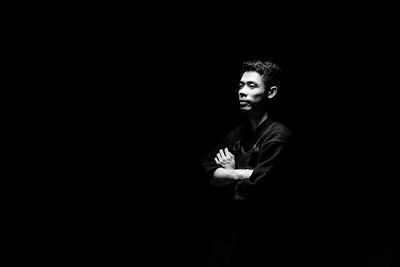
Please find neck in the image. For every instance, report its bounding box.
[248,112,269,131]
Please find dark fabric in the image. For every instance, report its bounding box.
[202,118,293,202]
[201,118,294,267]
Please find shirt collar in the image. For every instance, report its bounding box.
[244,117,274,136]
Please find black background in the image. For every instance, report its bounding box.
[36,10,397,266]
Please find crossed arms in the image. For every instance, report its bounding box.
[210,148,253,187]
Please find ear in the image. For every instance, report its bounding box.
[267,86,278,99]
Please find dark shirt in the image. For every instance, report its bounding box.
[202,118,293,205]
[202,118,294,266]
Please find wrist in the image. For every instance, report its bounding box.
[234,169,253,180]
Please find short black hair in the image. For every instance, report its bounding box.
[240,60,283,89]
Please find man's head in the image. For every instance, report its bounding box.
[238,60,283,114]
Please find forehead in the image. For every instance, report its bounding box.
[240,71,263,84]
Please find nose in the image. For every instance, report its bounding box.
[239,88,247,98]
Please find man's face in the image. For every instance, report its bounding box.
[238,71,267,114]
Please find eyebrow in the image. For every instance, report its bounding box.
[239,81,259,85]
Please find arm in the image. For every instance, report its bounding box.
[202,129,242,185]
[209,167,253,187]
[208,147,253,186]
[246,141,289,185]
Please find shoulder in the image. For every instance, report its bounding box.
[264,121,292,144]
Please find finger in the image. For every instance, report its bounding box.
[216,152,223,162]
[219,149,226,158]
[225,148,233,157]
[214,157,220,164]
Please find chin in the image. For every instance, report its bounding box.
[239,107,252,113]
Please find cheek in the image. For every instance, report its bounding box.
[252,92,266,102]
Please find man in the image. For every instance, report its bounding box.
[202,59,294,267]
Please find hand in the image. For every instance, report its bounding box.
[214,148,236,169]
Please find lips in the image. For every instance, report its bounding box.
[239,100,250,104]
[239,101,250,107]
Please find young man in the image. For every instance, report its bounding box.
[202,59,294,266]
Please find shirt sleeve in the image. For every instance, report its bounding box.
[201,129,239,180]
[247,141,289,185]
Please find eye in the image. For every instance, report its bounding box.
[238,83,244,89]
[249,83,258,88]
